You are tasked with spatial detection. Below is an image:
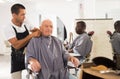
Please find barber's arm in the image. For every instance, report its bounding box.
[8,30,41,50]
[30,27,40,32]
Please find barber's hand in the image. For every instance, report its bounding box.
[31,30,41,37]
[69,56,80,67]
[30,28,40,32]
[29,58,41,72]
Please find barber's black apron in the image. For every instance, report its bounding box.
[11,25,29,73]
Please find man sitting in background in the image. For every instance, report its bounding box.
[26,19,80,79]
[68,21,93,63]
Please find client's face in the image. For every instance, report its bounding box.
[41,20,53,36]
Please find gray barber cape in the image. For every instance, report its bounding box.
[111,32,120,54]
[70,33,92,57]
[26,36,70,79]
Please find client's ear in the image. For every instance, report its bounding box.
[39,26,43,34]
[39,26,42,30]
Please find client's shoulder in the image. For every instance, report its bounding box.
[51,36,62,42]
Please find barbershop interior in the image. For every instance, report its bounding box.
[1,0,120,79]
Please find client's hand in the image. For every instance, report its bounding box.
[29,57,41,72]
[69,56,80,67]
[68,49,73,53]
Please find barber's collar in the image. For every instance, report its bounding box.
[11,21,25,28]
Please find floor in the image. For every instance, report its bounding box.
[0,54,27,79]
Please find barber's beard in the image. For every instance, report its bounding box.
[16,19,23,26]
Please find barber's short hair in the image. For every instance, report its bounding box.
[77,21,86,28]
[11,4,25,14]
[114,20,120,30]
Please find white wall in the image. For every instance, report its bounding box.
[80,0,120,20]
[27,1,80,32]
[96,0,120,20]
[83,0,96,18]
[0,3,12,54]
